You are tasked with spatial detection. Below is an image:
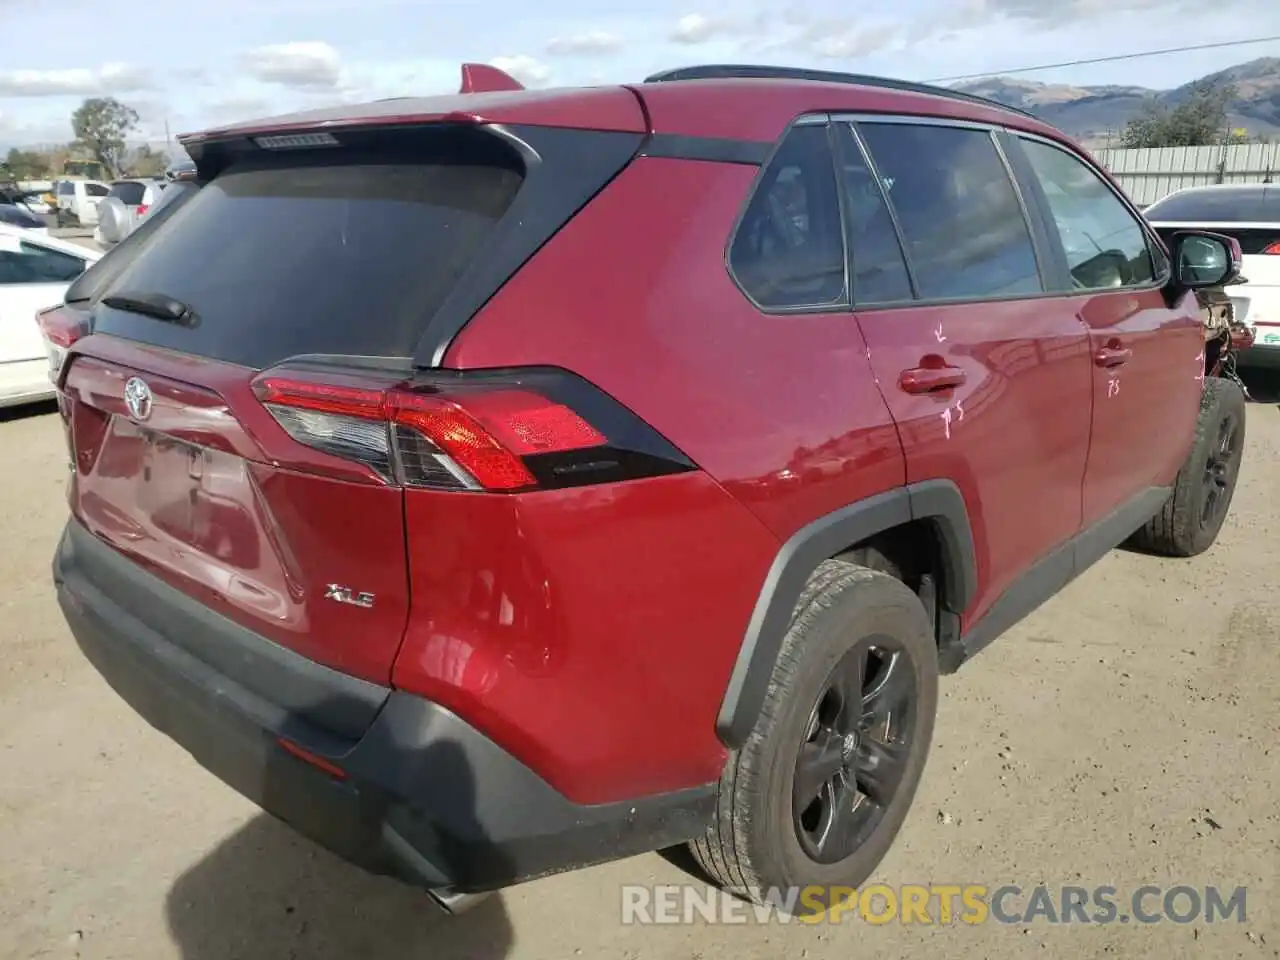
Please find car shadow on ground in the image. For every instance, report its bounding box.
[1238,368,1280,405]
[165,740,515,960]
[0,399,57,423]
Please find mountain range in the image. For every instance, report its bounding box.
[951,57,1280,147]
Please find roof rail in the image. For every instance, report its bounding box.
[642,64,1040,122]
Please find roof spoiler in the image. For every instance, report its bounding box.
[459,63,525,94]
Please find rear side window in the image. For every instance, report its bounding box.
[729,124,846,310]
[858,123,1042,301]
[1016,138,1155,291]
[86,183,109,198]
[833,124,914,305]
[0,240,87,284]
[96,151,523,366]
[57,182,74,196]
[109,182,147,205]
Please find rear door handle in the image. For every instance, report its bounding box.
[900,364,966,394]
[1094,346,1132,368]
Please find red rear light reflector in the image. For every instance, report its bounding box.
[277,738,347,779]
[1262,241,1280,255]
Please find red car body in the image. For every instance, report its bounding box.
[48,63,1210,906]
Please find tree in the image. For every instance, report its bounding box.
[1120,80,1240,149]
[127,144,169,177]
[70,97,139,178]
[3,148,51,180]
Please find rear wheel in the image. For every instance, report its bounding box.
[1128,377,1246,557]
[691,560,938,914]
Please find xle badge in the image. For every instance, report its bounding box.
[324,584,375,609]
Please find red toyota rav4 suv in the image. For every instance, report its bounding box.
[48,63,1246,913]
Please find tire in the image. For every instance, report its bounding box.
[690,559,938,914]
[1127,377,1246,558]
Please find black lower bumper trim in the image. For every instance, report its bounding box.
[53,520,716,893]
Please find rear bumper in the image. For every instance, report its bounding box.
[53,520,714,894]
[0,359,55,408]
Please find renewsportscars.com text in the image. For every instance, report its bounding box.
[620,883,1248,926]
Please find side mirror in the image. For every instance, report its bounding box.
[1170,231,1242,289]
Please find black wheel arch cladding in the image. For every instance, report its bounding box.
[717,479,976,749]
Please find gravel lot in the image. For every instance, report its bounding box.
[1,379,1277,960]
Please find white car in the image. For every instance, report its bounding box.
[1144,183,1280,368]
[0,224,101,407]
[53,178,111,228]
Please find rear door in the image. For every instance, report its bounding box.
[60,128,532,686]
[0,234,90,364]
[1008,134,1202,524]
[839,118,1093,626]
[79,182,109,224]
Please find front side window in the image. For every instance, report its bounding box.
[729,123,846,310]
[0,240,87,284]
[857,122,1043,301]
[1017,137,1155,290]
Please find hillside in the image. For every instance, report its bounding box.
[952,57,1280,145]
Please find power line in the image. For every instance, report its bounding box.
[924,35,1280,84]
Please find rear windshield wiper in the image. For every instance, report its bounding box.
[101,290,199,327]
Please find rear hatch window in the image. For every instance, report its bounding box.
[108,181,147,205]
[1145,187,1280,255]
[93,138,524,368]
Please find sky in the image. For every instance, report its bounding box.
[1,0,1279,150]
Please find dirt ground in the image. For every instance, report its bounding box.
[2,379,1277,960]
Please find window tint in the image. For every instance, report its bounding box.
[57,182,74,196]
[833,125,914,305]
[730,124,845,309]
[1018,138,1154,290]
[0,241,86,284]
[96,153,523,366]
[858,123,1042,300]
[86,183,110,198]
[109,182,147,205]
[66,181,201,304]
[1143,186,1279,223]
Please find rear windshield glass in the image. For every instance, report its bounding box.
[109,181,147,205]
[94,153,523,368]
[1143,187,1279,222]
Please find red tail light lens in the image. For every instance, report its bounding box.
[1262,241,1280,255]
[135,203,150,217]
[37,305,88,386]
[250,367,678,493]
[38,305,86,348]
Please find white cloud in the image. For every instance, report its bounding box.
[0,62,152,98]
[545,30,623,56]
[489,55,552,87]
[669,13,742,44]
[242,41,343,89]
[809,22,902,59]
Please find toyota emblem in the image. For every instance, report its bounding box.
[123,377,153,421]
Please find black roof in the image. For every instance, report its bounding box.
[643,64,1040,122]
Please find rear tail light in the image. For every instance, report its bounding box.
[251,366,692,492]
[37,305,87,385]
[135,203,149,217]
[1262,241,1280,255]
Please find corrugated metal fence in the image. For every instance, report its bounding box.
[1093,143,1280,207]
